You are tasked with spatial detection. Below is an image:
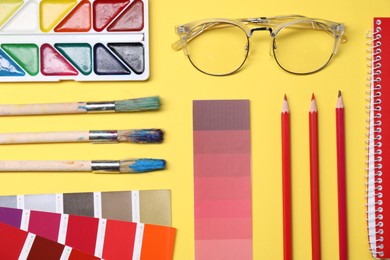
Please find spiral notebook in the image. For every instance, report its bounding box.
[367,17,390,259]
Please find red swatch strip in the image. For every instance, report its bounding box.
[193,100,252,260]
[66,215,99,255]
[102,219,136,259]
[0,207,176,260]
[0,222,100,259]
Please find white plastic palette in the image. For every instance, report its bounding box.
[0,0,149,81]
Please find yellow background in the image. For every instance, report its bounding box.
[0,0,390,259]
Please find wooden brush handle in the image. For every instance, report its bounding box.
[0,102,88,116]
[0,131,90,144]
[0,160,91,171]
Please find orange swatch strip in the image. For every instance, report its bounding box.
[141,224,177,260]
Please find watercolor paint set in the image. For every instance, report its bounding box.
[0,0,149,81]
[0,207,176,259]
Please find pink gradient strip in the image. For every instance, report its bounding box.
[194,176,252,200]
[195,239,252,260]
[195,199,252,218]
[193,100,252,260]
[195,217,252,240]
[193,130,251,154]
[194,153,251,177]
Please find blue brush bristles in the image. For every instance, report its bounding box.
[120,159,166,173]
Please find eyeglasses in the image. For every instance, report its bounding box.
[172,15,346,76]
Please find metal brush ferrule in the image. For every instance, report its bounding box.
[91,161,120,172]
[86,101,116,112]
[89,130,118,143]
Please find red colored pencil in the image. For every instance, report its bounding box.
[282,95,292,260]
[309,94,321,260]
[336,91,347,260]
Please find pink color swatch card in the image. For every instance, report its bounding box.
[193,100,253,260]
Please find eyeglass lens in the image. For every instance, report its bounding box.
[273,22,335,74]
[186,23,249,75]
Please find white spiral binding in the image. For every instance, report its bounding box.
[367,19,384,258]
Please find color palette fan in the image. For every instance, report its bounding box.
[0,0,149,81]
[0,207,176,259]
[0,190,175,259]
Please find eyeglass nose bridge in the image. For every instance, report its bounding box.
[248,27,275,57]
[249,27,273,37]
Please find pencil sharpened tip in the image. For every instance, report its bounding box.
[282,95,289,112]
[338,90,342,97]
[120,159,166,173]
[310,93,317,112]
[337,91,344,108]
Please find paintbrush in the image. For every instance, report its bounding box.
[0,158,166,173]
[0,96,160,116]
[0,129,164,144]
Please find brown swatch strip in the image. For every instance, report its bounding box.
[63,193,95,217]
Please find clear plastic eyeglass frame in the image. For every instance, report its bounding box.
[172,15,347,76]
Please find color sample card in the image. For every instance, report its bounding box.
[0,0,149,81]
[193,100,253,259]
[0,190,172,226]
[0,221,100,260]
[0,207,177,260]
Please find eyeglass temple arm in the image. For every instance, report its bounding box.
[171,19,287,51]
[237,15,307,26]
[171,41,184,51]
[241,16,345,35]
[172,16,346,51]
[242,17,340,32]
[172,23,237,51]
[172,16,304,50]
